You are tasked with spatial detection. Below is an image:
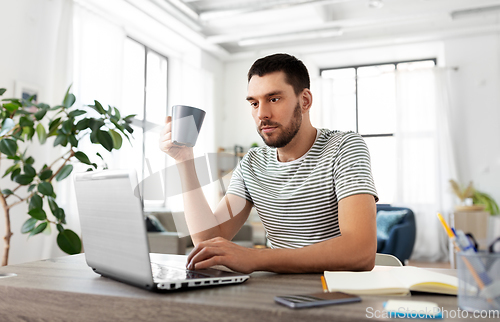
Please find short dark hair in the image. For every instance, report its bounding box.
[247,53,310,95]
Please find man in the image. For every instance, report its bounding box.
[159,53,378,274]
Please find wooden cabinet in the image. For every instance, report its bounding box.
[451,211,489,249]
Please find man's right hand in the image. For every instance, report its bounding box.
[159,116,194,162]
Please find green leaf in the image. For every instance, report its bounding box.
[15,110,30,115]
[91,100,106,114]
[63,85,72,101]
[76,118,90,131]
[50,105,64,111]
[63,93,76,108]
[38,182,54,196]
[48,117,62,133]
[26,94,37,103]
[55,164,73,182]
[1,189,13,195]
[57,229,81,254]
[36,123,47,144]
[30,222,48,236]
[39,168,53,181]
[13,174,34,185]
[7,155,21,162]
[19,116,34,128]
[96,130,114,152]
[27,184,37,192]
[109,129,122,149]
[23,126,35,141]
[11,127,24,140]
[23,164,36,177]
[43,222,51,235]
[54,208,66,223]
[2,98,20,104]
[48,197,59,214]
[89,118,105,131]
[68,109,86,118]
[68,135,78,147]
[0,118,15,136]
[0,88,6,96]
[53,134,67,147]
[29,194,43,210]
[60,120,73,135]
[10,168,21,181]
[28,208,47,221]
[21,218,38,234]
[123,123,134,134]
[90,131,98,144]
[3,163,20,178]
[25,156,34,164]
[0,138,18,156]
[56,224,64,233]
[123,114,136,122]
[34,108,48,121]
[3,102,19,113]
[113,107,121,120]
[74,151,92,165]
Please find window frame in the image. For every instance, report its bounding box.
[125,36,169,208]
[319,58,437,138]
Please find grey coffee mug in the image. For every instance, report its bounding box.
[171,105,206,147]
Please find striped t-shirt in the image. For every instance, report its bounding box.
[226,128,378,249]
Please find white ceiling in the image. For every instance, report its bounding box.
[149,0,500,56]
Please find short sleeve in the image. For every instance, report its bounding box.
[226,158,253,204]
[333,133,379,202]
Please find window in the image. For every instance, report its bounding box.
[320,59,436,203]
[117,37,168,208]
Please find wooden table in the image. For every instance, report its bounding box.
[0,254,495,321]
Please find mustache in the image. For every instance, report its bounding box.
[258,120,281,129]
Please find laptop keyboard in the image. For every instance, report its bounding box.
[151,262,210,281]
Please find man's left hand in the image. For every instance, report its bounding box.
[186,237,259,274]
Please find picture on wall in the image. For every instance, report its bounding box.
[15,81,39,103]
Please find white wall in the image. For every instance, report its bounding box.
[0,0,73,265]
[444,34,500,206]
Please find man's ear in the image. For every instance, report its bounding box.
[300,89,313,113]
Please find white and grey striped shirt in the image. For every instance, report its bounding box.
[226,129,378,249]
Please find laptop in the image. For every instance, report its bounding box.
[73,169,250,291]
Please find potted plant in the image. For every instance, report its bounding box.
[449,179,499,249]
[0,86,134,266]
[449,179,499,214]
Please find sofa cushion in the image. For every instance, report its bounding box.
[376,209,408,240]
[376,237,386,251]
[145,214,167,232]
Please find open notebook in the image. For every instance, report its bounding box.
[324,266,458,296]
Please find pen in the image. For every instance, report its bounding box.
[436,213,498,308]
[437,213,454,239]
[321,275,328,293]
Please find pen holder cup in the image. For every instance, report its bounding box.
[457,251,500,312]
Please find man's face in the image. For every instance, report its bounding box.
[246,72,302,148]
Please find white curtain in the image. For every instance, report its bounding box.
[315,67,458,262]
[394,68,458,262]
[36,0,75,260]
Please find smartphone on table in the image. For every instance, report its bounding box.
[274,291,361,309]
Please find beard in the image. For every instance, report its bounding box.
[257,102,302,148]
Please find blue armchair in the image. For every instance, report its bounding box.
[376,204,416,264]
